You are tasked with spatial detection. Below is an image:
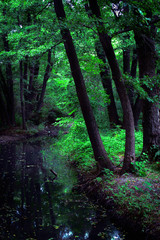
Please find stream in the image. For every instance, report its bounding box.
[0,137,141,240]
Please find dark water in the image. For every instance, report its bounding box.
[0,138,137,240]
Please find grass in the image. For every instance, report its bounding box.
[54,117,160,236]
[55,117,144,171]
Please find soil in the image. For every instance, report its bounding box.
[0,125,59,144]
[75,170,160,240]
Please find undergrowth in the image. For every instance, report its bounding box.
[54,116,144,172]
[53,117,160,234]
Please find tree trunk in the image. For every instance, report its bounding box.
[88,0,135,173]
[130,48,142,129]
[53,0,114,170]
[135,30,160,158]
[123,49,130,74]
[36,49,53,112]
[95,40,120,127]
[130,48,137,78]
[25,58,40,120]
[0,91,9,126]
[0,67,10,125]
[20,61,27,130]
[123,48,135,109]
[133,96,142,130]
[2,35,15,125]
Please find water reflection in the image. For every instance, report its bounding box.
[0,139,126,240]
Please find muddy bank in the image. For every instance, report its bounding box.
[0,126,59,144]
[75,172,160,240]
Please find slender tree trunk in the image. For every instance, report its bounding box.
[133,96,142,130]
[95,40,120,127]
[135,30,160,158]
[0,68,10,125]
[123,48,135,108]
[37,49,53,112]
[2,35,15,125]
[53,0,114,170]
[0,91,9,125]
[20,61,27,130]
[130,48,138,78]
[88,0,135,173]
[23,56,28,90]
[130,48,142,129]
[123,49,130,74]
[25,58,40,120]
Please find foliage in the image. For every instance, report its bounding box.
[55,117,143,171]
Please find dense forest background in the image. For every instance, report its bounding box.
[0,0,160,173]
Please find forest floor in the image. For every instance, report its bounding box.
[76,167,160,240]
[0,126,160,239]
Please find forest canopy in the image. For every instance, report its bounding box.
[0,0,160,173]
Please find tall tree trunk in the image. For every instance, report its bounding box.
[53,0,114,170]
[123,49,130,74]
[20,61,27,130]
[95,40,120,127]
[0,91,9,126]
[130,48,142,129]
[88,0,135,173]
[37,49,53,112]
[130,48,138,78]
[25,58,40,120]
[123,48,134,108]
[2,35,15,125]
[133,96,142,130]
[0,67,10,125]
[135,31,160,157]
[85,3,120,127]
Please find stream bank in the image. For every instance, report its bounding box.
[0,127,159,239]
[0,134,131,239]
[75,170,160,240]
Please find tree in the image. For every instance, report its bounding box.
[36,49,54,112]
[120,0,160,157]
[20,60,27,130]
[95,40,120,127]
[88,0,135,173]
[53,0,114,171]
[135,26,160,157]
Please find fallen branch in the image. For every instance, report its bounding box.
[50,169,58,180]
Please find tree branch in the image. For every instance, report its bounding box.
[35,1,54,18]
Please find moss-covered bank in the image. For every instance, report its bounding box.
[74,170,160,240]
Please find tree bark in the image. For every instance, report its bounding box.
[95,40,120,127]
[130,48,138,79]
[53,0,114,170]
[123,49,130,75]
[36,49,53,112]
[0,67,10,125]
[2,35,15,125]
[133,96,142,130]
[135,30,160,157]
[88,0,135,173]
[130,48,143,129]
[20,61,27,130]
[25,58,40,120]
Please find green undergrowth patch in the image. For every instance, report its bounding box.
[54,117,160,235]
[54,117,143,172]
[103,176,160,232]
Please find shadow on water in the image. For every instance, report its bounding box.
[0,138,142,240]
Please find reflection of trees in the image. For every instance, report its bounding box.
[0,140,125,240]
[0,142,57,239]
[19,143,57,239]
[0,143,16,239]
